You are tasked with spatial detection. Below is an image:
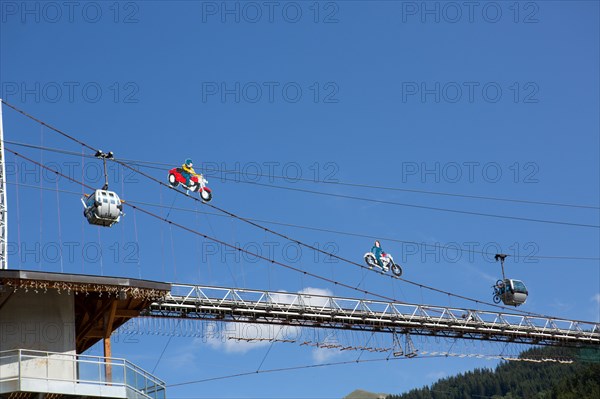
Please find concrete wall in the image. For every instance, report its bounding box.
[0,289,76,384]
[0,289,76,353]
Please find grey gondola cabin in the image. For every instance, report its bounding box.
[495,279,528,307]
[82,189,124,227]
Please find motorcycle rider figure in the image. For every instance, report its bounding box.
[181,158,197,187]
[371,240,386,268]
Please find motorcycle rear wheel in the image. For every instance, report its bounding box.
[364,253,377,268]
[168,173,179,187]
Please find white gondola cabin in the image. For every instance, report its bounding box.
[495,278,528,307]
[492,254,528,307]
[82,189,123,227]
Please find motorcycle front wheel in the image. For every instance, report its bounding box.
[201,190,213,202]
[391,263,402,277]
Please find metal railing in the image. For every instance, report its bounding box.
[0,349,165,399]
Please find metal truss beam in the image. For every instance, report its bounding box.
[144,285,600,347]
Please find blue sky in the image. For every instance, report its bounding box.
[1,1,599,397]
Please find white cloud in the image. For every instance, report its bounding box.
[312,346,343,363]
[269,287,334,307]
[298,287,334,308]
[201,287,334,354]
[309,324,344,363]
[592,293,600,305]
[201,322,301,354]
[299,287,333,296]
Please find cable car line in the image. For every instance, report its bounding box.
[215,179,600,229]
[4,140,99,159]
[1,101,96,152]
[12,147,600,323]
[122,206,402,304]
[166,351,576,388]
[7,148,561,320]
[5,137,600,211]
[5,148,401,303]
[166,355,431,387]
[7,181,600,262]
[9,151,559,319]
[5,139,599,228]
[216,173,600,210]
[3,100,597,385]
[1,105,589,318]
[108,159,600,320]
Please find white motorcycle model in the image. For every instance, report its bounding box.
[364,252,402,277]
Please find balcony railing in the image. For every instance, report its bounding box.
[0,349,165,399]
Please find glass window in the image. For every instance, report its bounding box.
[512,280,527,293]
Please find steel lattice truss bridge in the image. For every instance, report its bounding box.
[144,285,600,347]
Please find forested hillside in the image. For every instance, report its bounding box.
[388,346,600,399]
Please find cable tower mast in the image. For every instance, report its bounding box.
[0,100,8,270]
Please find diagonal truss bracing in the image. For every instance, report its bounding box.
[144,285,600,347]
